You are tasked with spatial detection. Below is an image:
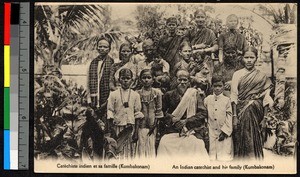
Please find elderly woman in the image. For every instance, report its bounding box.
[231,46,273,159]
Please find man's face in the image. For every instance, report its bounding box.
[119,73,133,89]
[195,13,206,27]
[97,40,110,56]
[167,22,177,34]
[177,75,190,91]
[143,45,156,60]
[212,81,224,96]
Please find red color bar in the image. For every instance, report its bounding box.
[4,3,11,45]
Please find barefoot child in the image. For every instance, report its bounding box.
[136,69,164,158]
[204,75,233,161]
[107,68,144,159]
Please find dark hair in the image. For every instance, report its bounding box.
[244,46,258,58]
[119,68,133,79]
[211,75,225,85]
[139,69,154,80]
[166,17,178,25]
[194,9,206,18]
[119,42,132,54]
[186,114,206,130]
[179,41,192,51]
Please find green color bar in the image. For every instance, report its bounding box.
[4,87,10,130]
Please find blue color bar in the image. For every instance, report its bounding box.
[4,130,10,170]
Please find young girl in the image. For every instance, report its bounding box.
[107,68,144,159]
[204,75,233,161]
[136,69,164,158]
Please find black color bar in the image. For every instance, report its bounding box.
[11,3,20,25]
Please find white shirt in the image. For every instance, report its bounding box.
[204,93,232,137]
[107,88,144,126]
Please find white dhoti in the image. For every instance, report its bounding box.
[157,133,209,163]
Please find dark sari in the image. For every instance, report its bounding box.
[235,69,271,159]
[158,34,184,70]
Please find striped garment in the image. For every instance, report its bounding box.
[88,55,114,108]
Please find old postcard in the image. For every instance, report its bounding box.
[34,2,297,174]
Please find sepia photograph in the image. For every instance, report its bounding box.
[34,2,297,174]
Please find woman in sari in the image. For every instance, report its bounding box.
[230,46,273,160]
[109,42,138,91]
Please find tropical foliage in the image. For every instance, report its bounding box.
[35,4,125,69]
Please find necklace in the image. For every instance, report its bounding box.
[140,88,154,106]
[120,88,131,108]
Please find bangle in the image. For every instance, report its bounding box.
[233,115,237,117]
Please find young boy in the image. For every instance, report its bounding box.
[204,75,233,161]
[107,68,144,159]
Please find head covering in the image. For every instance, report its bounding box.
[166,17,178,25]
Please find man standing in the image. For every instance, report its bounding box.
[87,37,114,121]
[157,17,184,71]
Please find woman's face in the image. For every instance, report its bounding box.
[227,17,238,29]
[180,45,192,61]
[195,13,206,27]
[120,45,132,62]
[243,51,257,70]
[167,22,177,34]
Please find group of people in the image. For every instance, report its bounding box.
[84,10,274,162]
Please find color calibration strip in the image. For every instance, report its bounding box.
[4,2,29,170]
[4,2,11,170]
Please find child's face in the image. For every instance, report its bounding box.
[119,73,133,89]
[141,71,153,88]
[212,81,224,96]
[227,17,238,29]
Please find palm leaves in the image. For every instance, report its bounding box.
[35,4,124,67]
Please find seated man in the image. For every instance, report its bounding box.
[157,70,209,160]
[157,114,209,162]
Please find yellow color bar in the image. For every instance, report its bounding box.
[4,46,10,87]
